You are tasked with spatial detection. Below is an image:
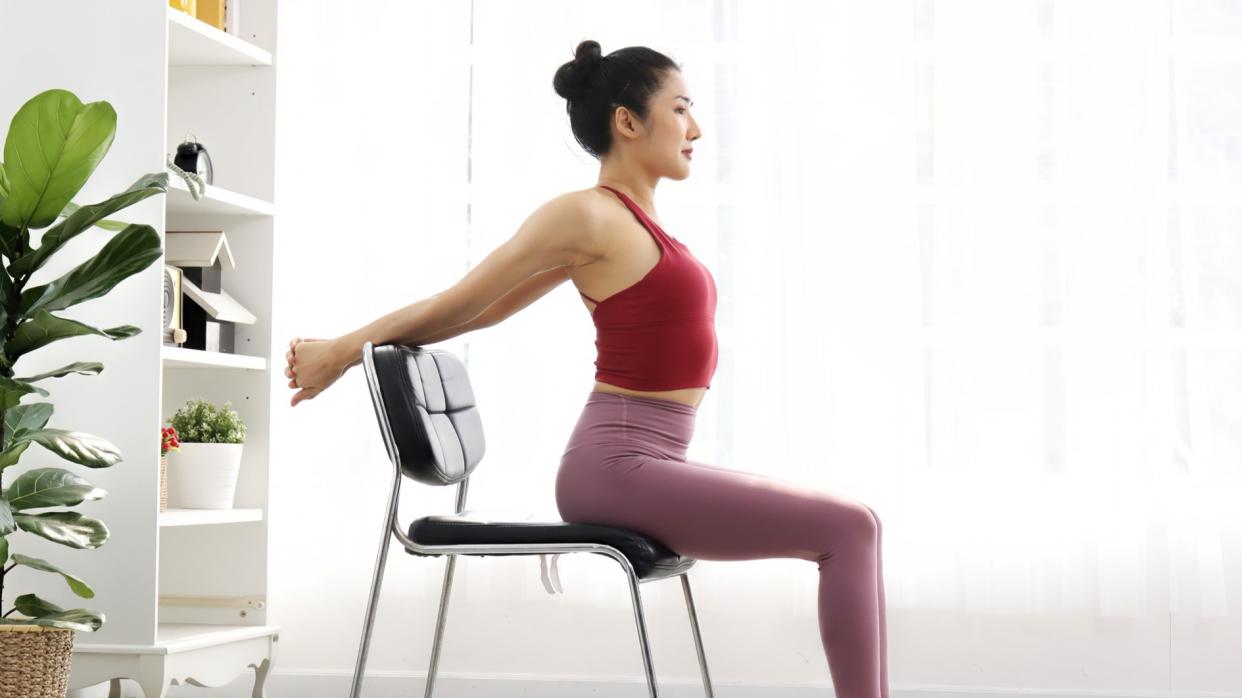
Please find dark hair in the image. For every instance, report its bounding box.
[552,40,681,160]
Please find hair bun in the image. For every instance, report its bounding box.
[574,40,603,69]
[554,39,605,102]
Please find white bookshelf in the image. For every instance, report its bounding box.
[62,4,281,697]
[161,345,267,371]
[158,508,265,527]
[71,624,278,695]
[167,7,272,67]
[77,623,280,655]
[167,176,275,217]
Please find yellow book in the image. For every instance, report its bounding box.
[195,0,227,31]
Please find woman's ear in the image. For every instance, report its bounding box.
[613,106,643,141]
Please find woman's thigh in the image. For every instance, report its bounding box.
[556,454,877,565]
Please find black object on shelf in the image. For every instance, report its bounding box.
[174,136,214,185]
[182,267,234,352]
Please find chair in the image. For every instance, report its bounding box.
[348,342,716,698]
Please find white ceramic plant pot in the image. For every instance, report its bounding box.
[167,442,244,509]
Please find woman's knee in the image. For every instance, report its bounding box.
[862,503,882,538]
[824,500,879,546]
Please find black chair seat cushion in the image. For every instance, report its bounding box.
[407,511,697,581]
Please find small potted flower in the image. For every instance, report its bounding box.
[164,399,247,509]
[159,427,180,512]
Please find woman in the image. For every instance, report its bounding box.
[285,40,889,698]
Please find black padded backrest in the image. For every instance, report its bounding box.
[367,344,486,485]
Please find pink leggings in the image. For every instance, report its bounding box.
[556,391,889,698]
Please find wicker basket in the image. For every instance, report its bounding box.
[160,454,169,512]
[0,624,75,698]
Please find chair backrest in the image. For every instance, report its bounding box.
[362,342,486,486]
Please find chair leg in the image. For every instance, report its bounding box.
[624,571,661,697]
[681,574,715,698]
[423,554,458,698]
[349,510,399,698]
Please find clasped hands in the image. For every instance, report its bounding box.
[285,337,349,407]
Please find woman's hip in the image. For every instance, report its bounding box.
[560,390,698,464]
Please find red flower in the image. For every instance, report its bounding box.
[161,426,182,455]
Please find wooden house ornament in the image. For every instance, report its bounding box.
[165,230,256,353]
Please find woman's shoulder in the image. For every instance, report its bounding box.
[554,187,616,268]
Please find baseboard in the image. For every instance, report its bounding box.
[76,670,1242,698]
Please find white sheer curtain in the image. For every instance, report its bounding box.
[455,0,1239,684]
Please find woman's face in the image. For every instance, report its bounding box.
[617,70,702,180]
[655,71,701,180]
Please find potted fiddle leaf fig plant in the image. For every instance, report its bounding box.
[0,88,166,696]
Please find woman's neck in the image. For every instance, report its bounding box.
[596,177,658,219]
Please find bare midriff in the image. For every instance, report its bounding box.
[590,380,707,410]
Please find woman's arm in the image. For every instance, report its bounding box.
[467,266,570,328]
[329,193,589,370]
[329,293,477,369]
[332,266,571,368]
[414,304,495,345]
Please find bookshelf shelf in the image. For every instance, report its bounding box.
[158,508,265,527]
[166,176,275,217]
[161,345,267,370]
[167,7,272,67]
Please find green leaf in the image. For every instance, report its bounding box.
[0,441,31,471]
[17,428,122,468]
[15,593,64,617]
[10,173,167,278]
[57,202,130,232]
[0,221,19,264]
[1,89,116,230]
[16,361,103,383]
[4,402,53,444]
[20,223,161,315]
[8,308,141,361]
[0,375,48,412]
[0,537,7,566]
[7,467,105,511]
[0,496,13,535]
[13,511,109,549]
[0,157,15,258]
[12,554,95,598]
[4,603,104,632]
[0,376,49,412]
[0,267,12,331]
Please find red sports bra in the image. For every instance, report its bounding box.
[580,185,719,391]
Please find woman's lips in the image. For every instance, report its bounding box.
[682,151,693,160]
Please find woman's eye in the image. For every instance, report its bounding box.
[676,108,687,114]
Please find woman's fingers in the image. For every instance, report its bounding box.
[291,386,322,407]
[287,338,334,406]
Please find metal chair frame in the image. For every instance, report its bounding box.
[348,341,715,698]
